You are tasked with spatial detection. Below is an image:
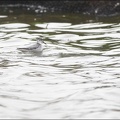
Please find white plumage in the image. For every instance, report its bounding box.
[17,39,46,52]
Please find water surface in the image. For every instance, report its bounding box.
[0,12,120,119]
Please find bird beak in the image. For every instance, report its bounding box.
[40,39,46,44]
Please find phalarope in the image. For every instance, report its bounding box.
[17,39,46,52]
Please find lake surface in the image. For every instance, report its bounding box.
[0,8,120,119]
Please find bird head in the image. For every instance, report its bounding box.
[37,39,46,45]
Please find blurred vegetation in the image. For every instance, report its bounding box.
[0,0,120,17]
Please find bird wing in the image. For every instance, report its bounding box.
[18,43,40,51]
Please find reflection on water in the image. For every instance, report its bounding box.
[0,13,120,119]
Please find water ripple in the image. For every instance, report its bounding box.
[0,15,120,119]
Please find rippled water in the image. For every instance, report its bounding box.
[0,13,120,119]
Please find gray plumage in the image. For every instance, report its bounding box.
[17,39,46,52]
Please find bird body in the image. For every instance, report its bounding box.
[17,39,46,52]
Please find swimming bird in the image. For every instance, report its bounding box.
[17,39,46,52]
